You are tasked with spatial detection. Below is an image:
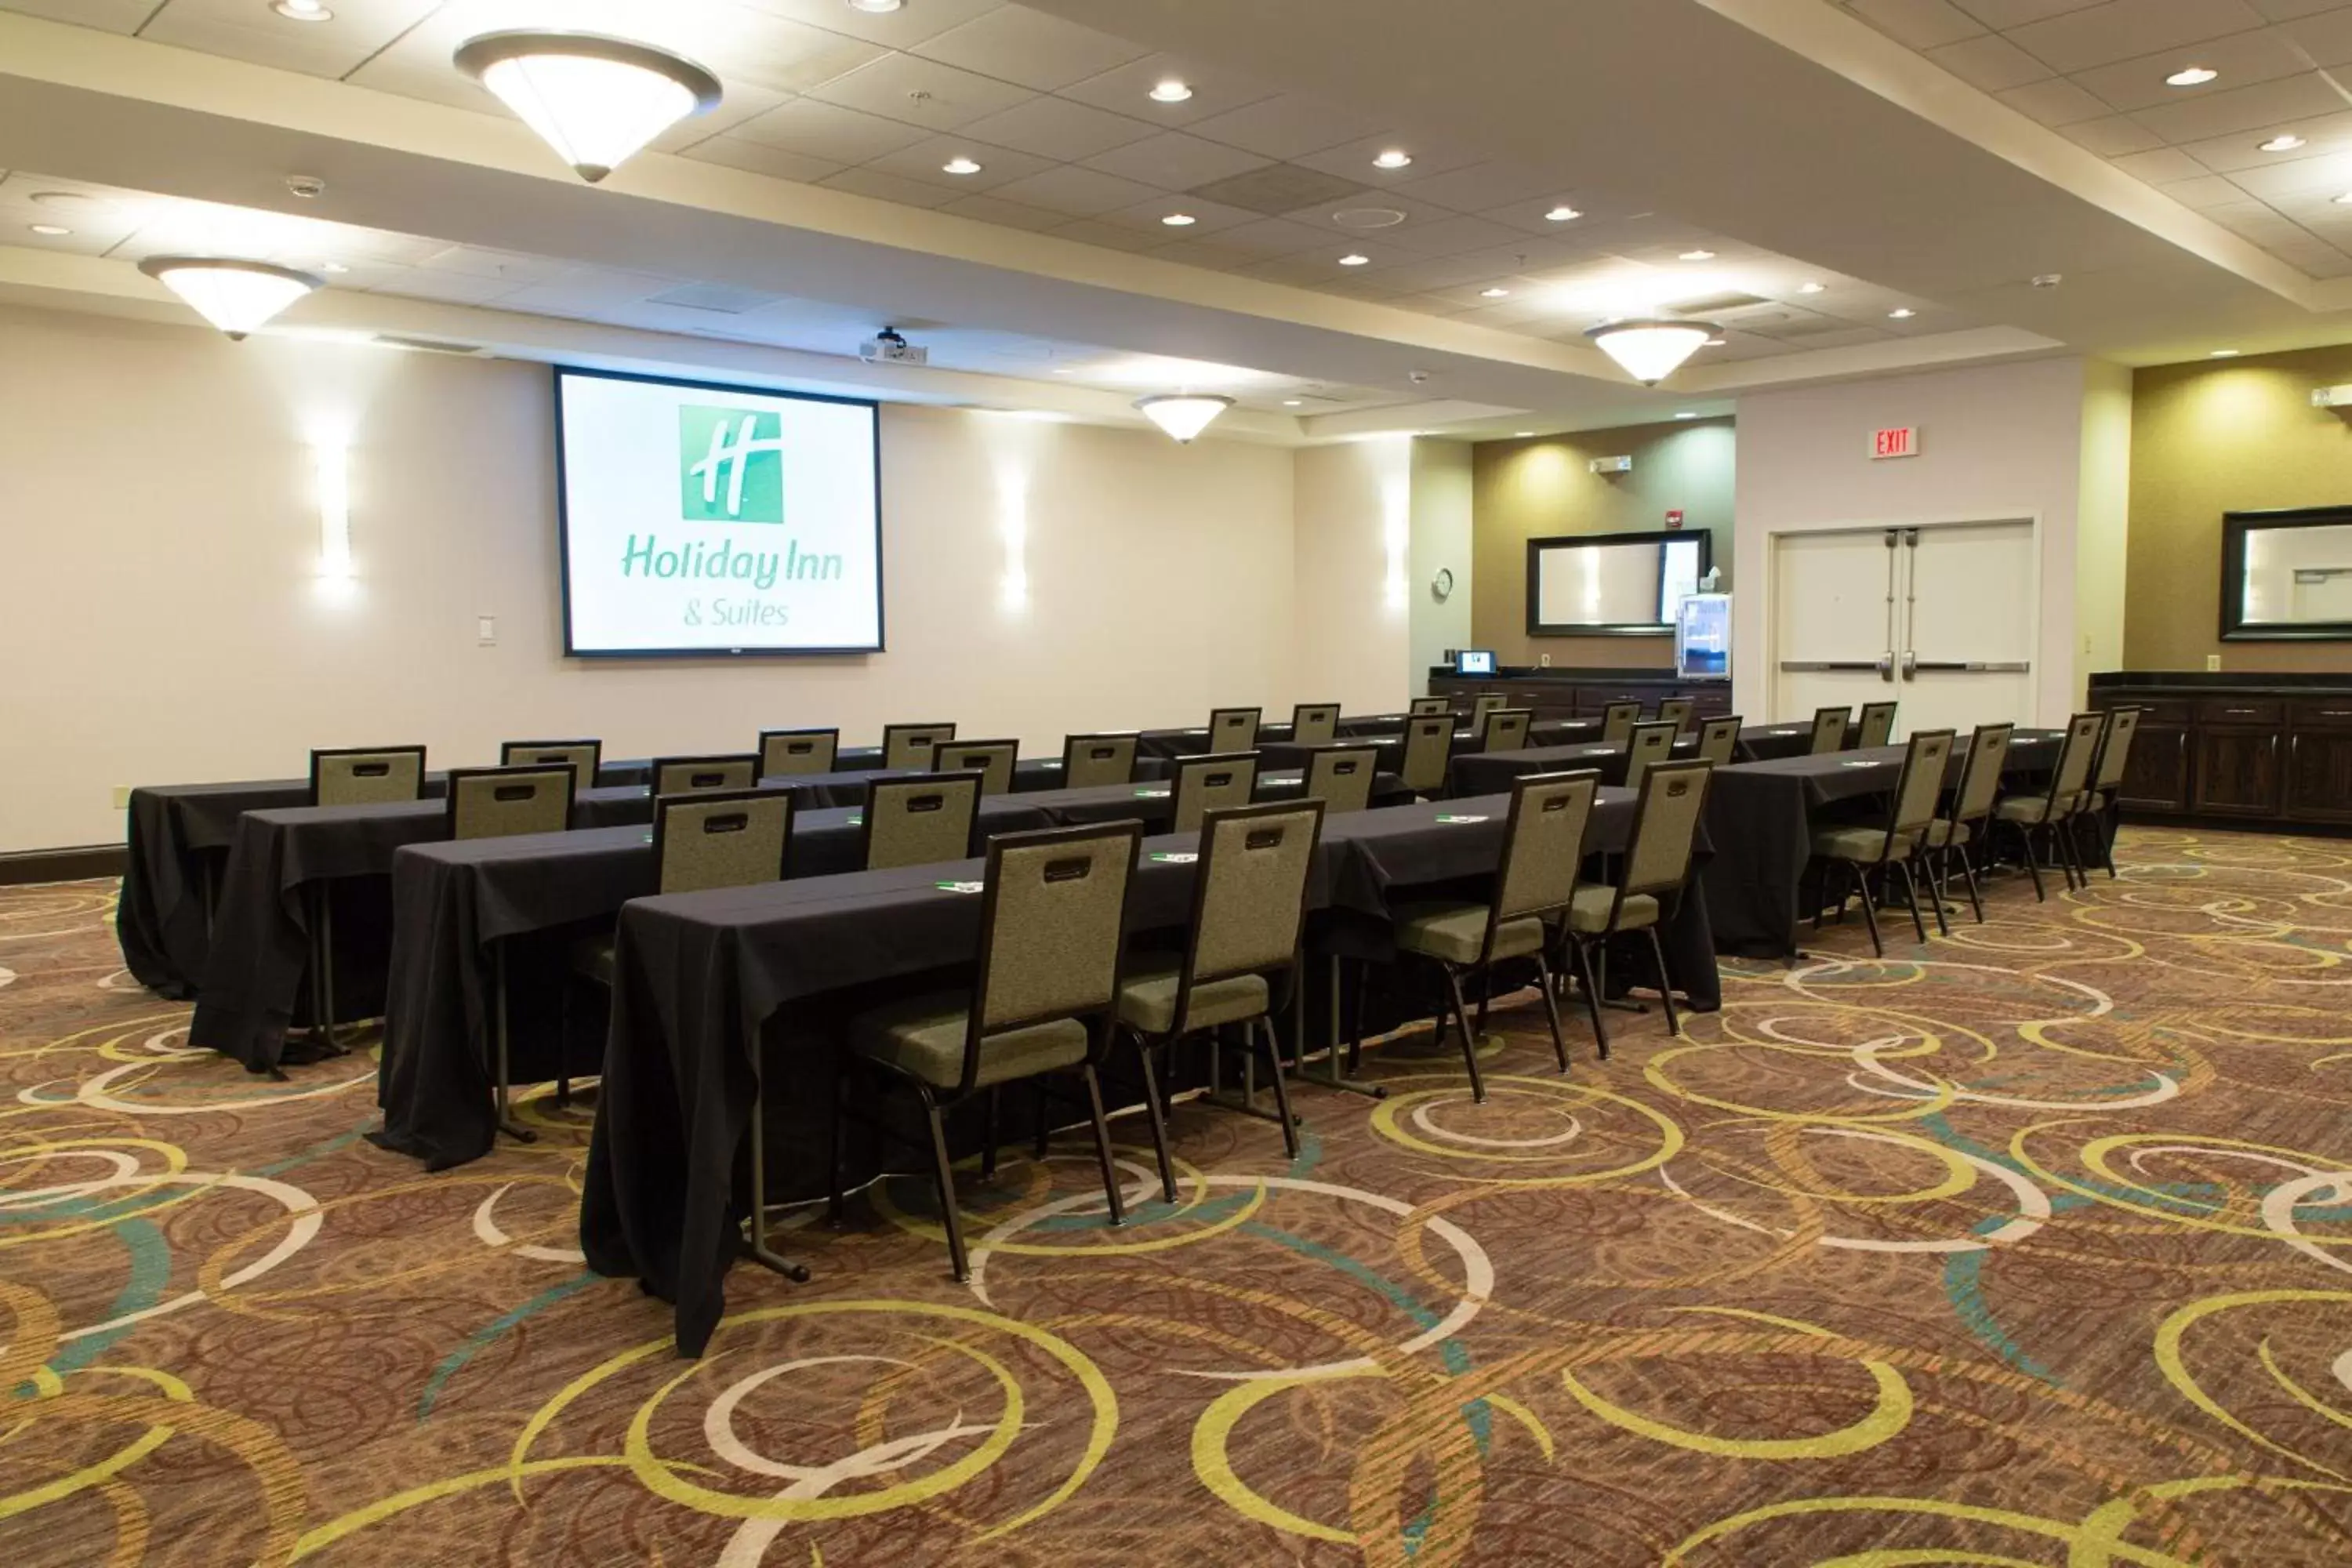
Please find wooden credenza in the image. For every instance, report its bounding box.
[2089,674,2352,828]
[1428,668,1733,724]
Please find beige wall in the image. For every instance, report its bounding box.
[1469,418,1733,670]
[0,304,1303,851]
[2078,359,2133,685]
[1408,437,1474,690]
[1291,437,1413,717]
[2126,345,2352,674]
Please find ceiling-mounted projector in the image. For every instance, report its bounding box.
[860,326,928,366]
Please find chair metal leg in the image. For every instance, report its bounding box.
[1956,838,1986,924]
[1921,856,1951,938]
[1644,927,1681,1038]
[1567,935,1610,1058]
[494,943,535,1143]
[2015,820,2047,902]
[1531,952,1570,1072]
[919,1085,971,1282]
[1855,865,1886,957]
[1896,860,1931,943]
[1255,1019,1301,1159]
[746,1054,811,1283]
[2096,807,2118,879]
[1441,965,1487,1103]
[1130,1029,1179,1204]
[1077,1064,1126,1227]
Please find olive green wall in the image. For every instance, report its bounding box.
[1471,418,1733,669]
[2129,346,2352,674]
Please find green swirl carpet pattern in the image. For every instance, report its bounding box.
[5,829,2352,1564]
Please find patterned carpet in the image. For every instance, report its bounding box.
[6,829,2352,1565]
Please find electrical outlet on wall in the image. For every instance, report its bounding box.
[477,615,497,646]
[1540,653,1552,666]
[111,786,132,810]
[2207,653,2223,672]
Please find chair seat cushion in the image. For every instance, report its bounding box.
[1813,826,1910,862]
[1997,796,2060,824]
[1926,819,1971,848]
[1392,902,1547,964]
[569,933,616,986]
[851,992,1090,1091]
[1116,961,1269,1035]
[1568,883,1659,934]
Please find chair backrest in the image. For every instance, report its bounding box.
[1181,801,1324,1017]
[2092,707,2141,793]
[1399,715,1454,796]
[654,789,791,895]
[1600,702,1642,745]
[862,772,982,870]
[966,823,1142,1079]
[1472,695,1507,725]
[1410,696,1453,717]
[882,722,956,771]
[652,754,759,797]
[309,746,426,807]
[759,728,839,778]
[446,765,574,840]
[1621,760,1714,899]
[501,739,600,794]
[2046,712,2106,804]
[1304,745,1379,814]
[1174,752,1258,833]
[1483,708,1534,753]
[1886,729,1955,837]
[934,739,1018,797]
[1860,702,1900,750]
[1657,698,1696,735]
[1624,720,1679,793]
[1493,771,1600,927]
[1809,706,1853,755]
[1697,716,1743,768]
[1291,702,1341,747]
[1062,732,1138,789]
[1951,723,2013,822]
[1209,706,1262,752]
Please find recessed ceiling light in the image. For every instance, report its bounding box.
[848,0,904,12]
[2334,191,2352,205]
[2259,133,2307,152]
[28,223,70,236]
[1674,412,1700,419]
[1338,252,1370,266]
[1373,149,1413,169]
[1888,307,1917,319]
[273,0,332,19]
[1160,212,1196,226]
[2166,65,2217,87]
[942,156,982,175]
[1283,398,1305,406]
[1480,286,1510,298]
[1150,78,1192,103]
[1544,205,1581,222]
[319,260,350,273]
[1704,337,1726,346]
[1679,249,1716,261]
[2031,273,2063,289]
[1796,281,1825,294]
[1514,430,1534,437]
[2210,348,2241,357]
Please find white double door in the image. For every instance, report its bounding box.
[1772,520,2036,739]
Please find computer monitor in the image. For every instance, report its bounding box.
[1455,649,1497,676]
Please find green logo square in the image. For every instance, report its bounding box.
[679,405,784,524]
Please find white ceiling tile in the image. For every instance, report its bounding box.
[2107,146,2212,181]
[735,0,1007,51]
[2249,0,2352,17]
[1994,76,2113,123]
[816,166,963,209]
[2004,0,2266,73]
[861,133,1061,194]
[2176,108,2352,169]
[1480,200,1612,237]
[1042,217,1163,252]
[1079,130,1272,190]
[2069,30,2308,111]
[729,99,931,163]
[678,136,848,184]
[2216,151,2352,198]
[1054,52,1282,126]
[804,52,1036,130]
[984,164,1167,216]
[2,0,150,28]
[136,0,441,78]
[415,244,570,284]
[2129,72,2347,141]
[1092,194,1263,236]
[934,192,1069,232]
[2160,172,2256,205]
[655,9,891,98]
[953,95,1159,160]
[651,84,789,155]
[372,268,528,306]
[493,267,688,314]
[1288,132,1489,185]
[1372,212,1532,258]
[1284,190,1456,233]
[1951,0,2107,24]
[1385,162,1574,213]
[1358,252,1538,292]
[1140,237,1264,270]
[1204,217,1348,256]
[1848,0,1988,49]
[2278,5,2352,60]
[909,7,1149,91]
[1181,93,1391,160]
[1924,32,2056,88]
[1235,252,1374,289]
[2056,113,2167,152]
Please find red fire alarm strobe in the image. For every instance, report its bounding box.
[1664,510,1685,529]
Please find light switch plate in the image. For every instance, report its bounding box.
[477,615,497,645]
[111,786,132,810]
[2206,653,2223,671]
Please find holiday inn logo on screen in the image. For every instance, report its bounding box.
[679,405,785,524]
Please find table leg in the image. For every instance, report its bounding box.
[1308,952,1388,1099]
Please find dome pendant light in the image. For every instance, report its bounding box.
[455,31,723,183]
[1135,394,1234,443]
[136,256,322,339]
[1584,318,1721,385]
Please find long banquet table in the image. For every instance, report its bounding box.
[579,786,1718,1356]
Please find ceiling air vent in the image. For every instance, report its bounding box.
[1190,164,1370,216]
[1671,290,1773,314]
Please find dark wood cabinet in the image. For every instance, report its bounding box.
[2286,729,2352,822]
[2191,728,2283,817]
[1428,670,1727,724]
[2116,723,2190,812]
[2091,676,2352,831]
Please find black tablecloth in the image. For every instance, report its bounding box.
[1258,718,1601,777]
[116,764,650,997]
[583,787,1722,1354]
[1445,724,1809,797]
[369,797,1061,1170]
[1701,731,2061,958]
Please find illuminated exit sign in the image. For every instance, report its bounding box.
[1872,425,1920,459]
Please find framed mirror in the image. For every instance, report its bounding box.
[1526,529,1711,637]
[2223,506,2352,641]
